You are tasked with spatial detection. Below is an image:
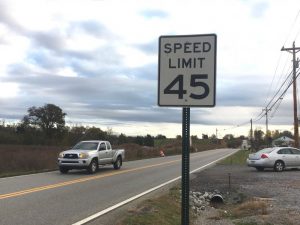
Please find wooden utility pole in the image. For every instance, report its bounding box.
[250,119,253,152]
[281,42,300,148]
[263,107,270,136]
[263,107,271,146]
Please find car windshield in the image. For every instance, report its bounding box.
[72,142,99,150]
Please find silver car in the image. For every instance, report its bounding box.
[247,147,300,172]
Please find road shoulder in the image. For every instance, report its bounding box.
[191,164,300,225]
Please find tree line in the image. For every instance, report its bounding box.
[0,103,293,149]
[0,104,166,147]
[223,129,294,149]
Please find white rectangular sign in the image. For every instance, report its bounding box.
[158,34,217,107]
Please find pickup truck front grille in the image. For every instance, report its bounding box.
[61,161,79,163]
[64,154,78,159]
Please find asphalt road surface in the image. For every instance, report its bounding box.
[0,148,237,225]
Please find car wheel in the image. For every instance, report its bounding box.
[255,167,264,171]
[113,157,122,170]
[88,159,98,174]
[59,167,69,174]
[274,161,284,172]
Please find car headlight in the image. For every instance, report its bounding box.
[79,153,89,159]
[59,152,64,158]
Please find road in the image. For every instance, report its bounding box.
[0,148,237,225]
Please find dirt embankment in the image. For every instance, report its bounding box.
[190,164,300,225]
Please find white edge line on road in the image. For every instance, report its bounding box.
[72,149,238,225]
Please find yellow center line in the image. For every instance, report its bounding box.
[0,159,180,200]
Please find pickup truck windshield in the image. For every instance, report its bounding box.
[72,142,99,150]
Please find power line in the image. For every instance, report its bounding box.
[254,78,288,122]
[253,69,292,122]
[222,121,250,132]
[253,113,265,123]
[263,9,300,117]
[263,54,291,107]
[269,72,295,119]
[221,69,295,132]
[281,42,300,147]
[269,97,284,119]
[263,54,284,107]
[269,70,299,111]
[254,68,296,123]
[266,70,293,109]
[282,9,300,47]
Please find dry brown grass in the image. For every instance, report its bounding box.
[0,140,225,177]
[118,143,161,161]
[0,145,64,176]
[231,199,268,218]
[0,143,162,177]
[116,188,181,225]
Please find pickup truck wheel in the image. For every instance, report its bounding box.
[113,157,122,170]
[59,167,69,174]
[88,159,98,174]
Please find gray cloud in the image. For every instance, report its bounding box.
[217,75,269,106]
[136,40,158,54]
[31,30,65,51]
[140,9,168,19]
[26,49,65,70]
[5,63,158,116]
[251,2,269,18]
[0,1,295,133]
[123,64,157,80]
[4,57,292,127]
[68,20,113,38]
[0,2,26,34]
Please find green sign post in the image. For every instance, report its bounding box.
[158,34,217,225]
[181,107,190,225]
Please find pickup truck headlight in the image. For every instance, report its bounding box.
[79,153,89,159]
[59,152,64,158]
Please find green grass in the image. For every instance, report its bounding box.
[218,150,249,165]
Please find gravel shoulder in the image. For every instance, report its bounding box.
[190,164,300,225]
[97,159,300,225]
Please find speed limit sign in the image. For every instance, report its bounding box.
[158,34,217,107]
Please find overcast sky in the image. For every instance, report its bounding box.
[0,0,300,138]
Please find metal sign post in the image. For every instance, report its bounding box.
[182,107,190,225]
[158,34,217,225]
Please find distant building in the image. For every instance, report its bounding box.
[241,139,251,150]
[272,136,294,147]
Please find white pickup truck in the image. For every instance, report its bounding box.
[58,140,125,174]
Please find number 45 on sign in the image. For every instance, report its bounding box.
[158,34,217,107]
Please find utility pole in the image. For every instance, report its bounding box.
[250,119,253,152]
[262,107,270,136]
[281,42,300,148]
[263,107,271,146]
